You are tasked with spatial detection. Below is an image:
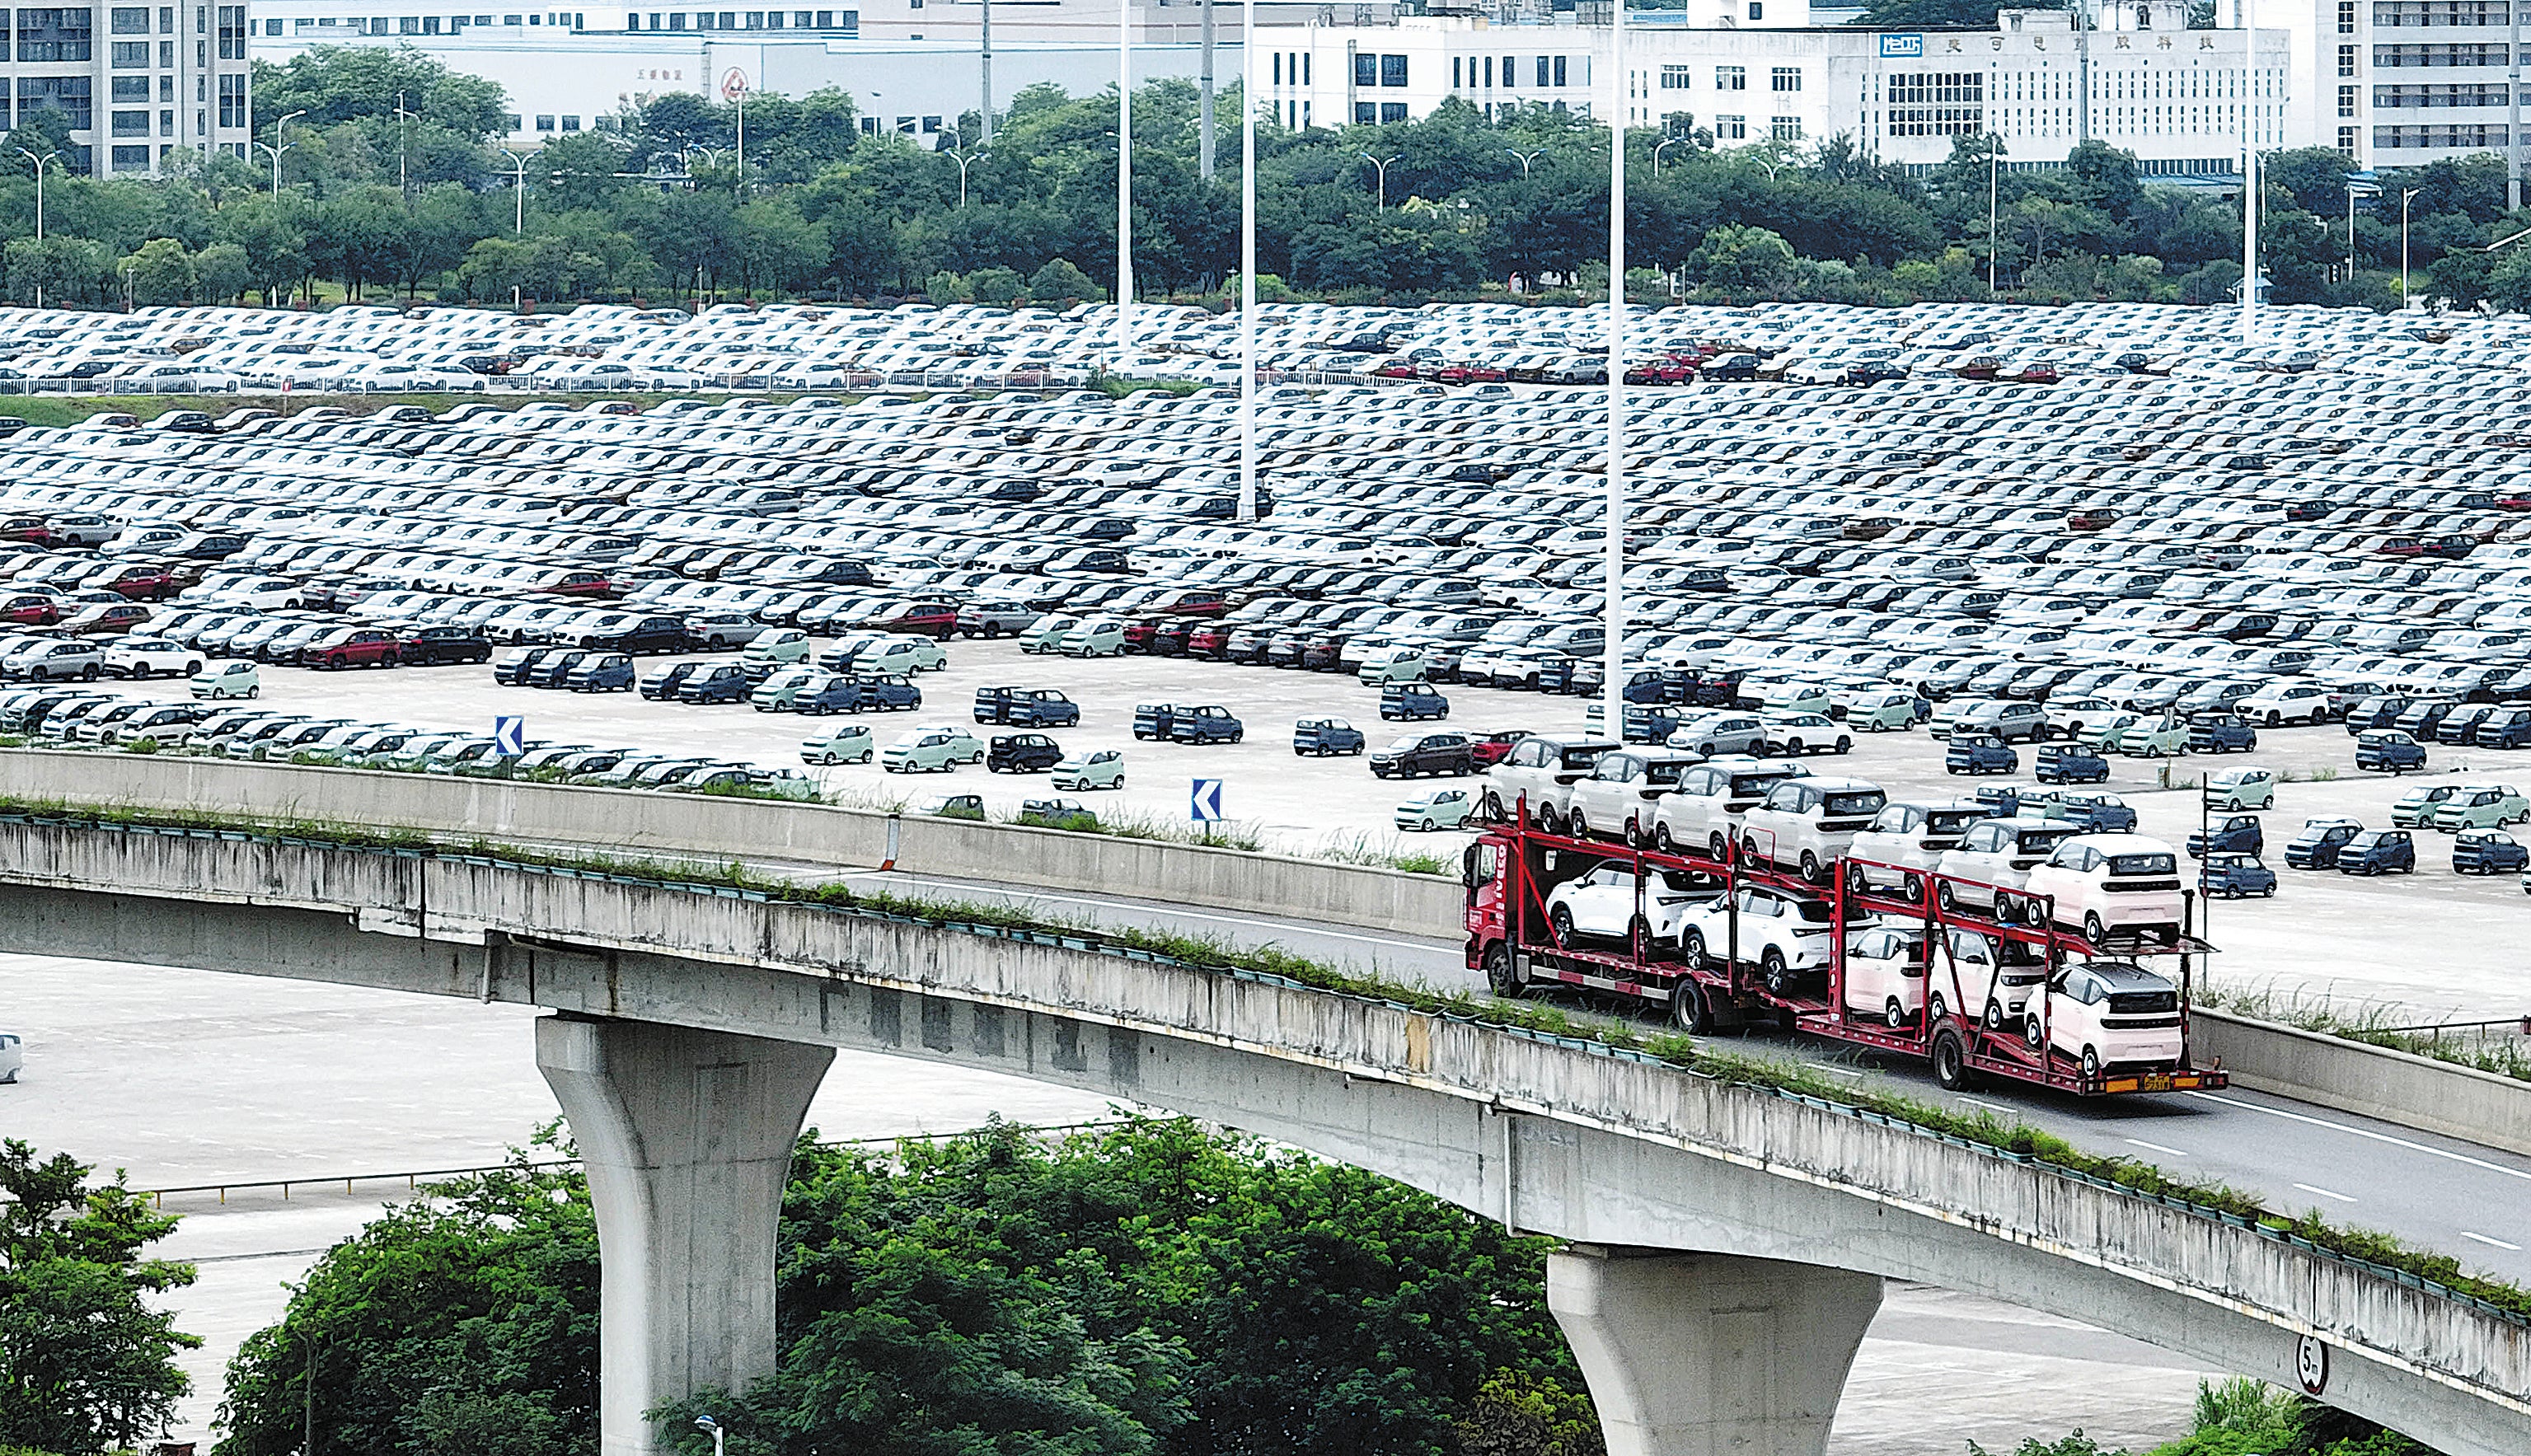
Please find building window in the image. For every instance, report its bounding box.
[110,143,148,171]
[1375,101,1404,122]
[1535,55,1549,87]
[1717,64,1746,91]
[2339,0,2357,27]
[1273,53,1282,83]
[110,6,148,31]
[1380,53,1407,87]
[1747,0,1761,15]
[158,37,171,61]
[535,114,555,130]
[1554,55,1568,86]
[214,2,242,54]
[1888,72,1985,134]
[2339,43,2359,74]
[1770,114,1802,138]
[217,72,244,127]
[112,76,148,101]
[1354,101,1375,123]
[159,74,171,100]
[157,106,171,134]
[2338,124,2360,152]
[18,9,94,63]
[158,4,173,29]
[1483,55,1494,85]
[1501,54,1512,87]
[501,111,520,129]
[21,75,91,132]
[110,108,148,135]
[2339,82,2359,115]
[1716,112,1745,138]
[560,114,581,129]
[1661,64,1690,89]
[1771,65,1801,91]
[110,36,148,63]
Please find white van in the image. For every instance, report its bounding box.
[2021,833,2186,948]
[190,659,261,700]
[799,724,875,765]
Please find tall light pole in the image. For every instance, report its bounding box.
[1987,133,2003,293]
[499,148,534,232]
[980,0,995,144]
[1360,151,1400,209]
[2512,0,2522,213]
[694,1415,724,1456]
[1507,147,1543,175]
[16,148,54,310]
[1238,0,1257,524]
[2239,0,2257,342]
[394,93,414,205]
[948,146,987,207]
[1198,0,1215,179]
[2346,178,2378,279]
[2399,185,2419,306]
[260,109,305,197]
[1602,0,1628,747]
[1114,3,1134,361]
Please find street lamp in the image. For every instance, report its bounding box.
[120,255,137,313]
[2345,178,2379,280]
[1601,0,1628,745]
[693,1416,724,1456]
[1238,0,1256,523]
[947,146,988,207]
[499,147,537,233]
[1359,151,1401,210]
[1506,147,1543,176]
[1986,133,2004,293]
[1652,136,1683,175]
[258,109,305,197]
[393,93,415,204]
[1115,2,1134,362]
[2401,185,2422,307]
[16,148,56,310]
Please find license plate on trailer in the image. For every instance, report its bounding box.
[2137,1073,2177,1092]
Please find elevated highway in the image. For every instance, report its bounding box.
[0,810,2524,1456]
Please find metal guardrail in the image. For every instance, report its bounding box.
[139,1119,1133,1206]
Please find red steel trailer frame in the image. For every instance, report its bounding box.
[1461,805,2227,1098]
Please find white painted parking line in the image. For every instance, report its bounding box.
[2123,1138,2190,1158]
[2463,1232,2523,1252]
[2291,1182,2355,1204]
[2186,1091,2531,1184]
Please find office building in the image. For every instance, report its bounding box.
[1,2,253,176]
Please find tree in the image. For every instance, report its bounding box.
[120,236,195,306]
[0,1140,199,1454]
[1685,223,1795,297]
[251,44,510,140]
[192,241,251,303]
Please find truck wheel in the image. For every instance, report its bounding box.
[1932,1029,1976,1091]
[1671,979,1712,1035]
[1483,943,1526,997]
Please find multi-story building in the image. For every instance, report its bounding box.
[2274,0,2529,167]
[1,2,254,176]
[1256,0,2290,176]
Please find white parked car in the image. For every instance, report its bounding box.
[1649,757,1809,859]
[2203,767,2278,812]
[1675,885,1837,993]
[1483,734,1617,829]
[0,1029,18,1084]
[1929,927,2052,1031]
[880,725,985,773]
[1019,614,1079,653]
[856,636,947,674]
[1738,775,1888,883]
[105,638,203,680]
[1932,817,2081,921]
[2026,961,2186,1080]
[799,724,876,765]
[1666,711,1769,757]
[1844,799,1992,901]
[1544,862,1707,949]
[2020,833,2186,948]
[1051,748,1126,791]
[1563,750,1702,845]
[190,659,261,700]
[2236,680,2336,727]
[1394,787,1477,832]
[743,630,813,667]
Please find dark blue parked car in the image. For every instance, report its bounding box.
[1383,683,1454,723]
[849,673,924,712]
[1292,717,1367,756]
[2187,713,2258,754]
[2033,742,2111,784]
[2476,706,2531,750]
[2046,792,2138,834]
[2454,830,2529,875]
[2336,828,2417,876]
[524,649,589,689]
[2435,704,2500,746]
[796,678,867,715]
[1945,733,2019,776]
[2354,729,2428,774]
[2284,818,2364,870]
[2187,814,2264,859]
[2342,695,2412,735]
[1971,783,2037,817]
[674,664,753,704]
[2198,853,2278,898]
[564,653,635,693]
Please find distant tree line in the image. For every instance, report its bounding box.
[0,42,2518,312]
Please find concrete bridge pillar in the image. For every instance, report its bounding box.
[1548,1245,1882,1456]
[536,1014,833,1456]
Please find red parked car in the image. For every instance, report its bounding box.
[534,569,616,597]
[0,592,59,625]
[98,564,177,601]
[2011,363,2062,385]
[1186,622,1233,660]
[868,601,959,637]
[1469,730,1530,768]
[300,627,406,669]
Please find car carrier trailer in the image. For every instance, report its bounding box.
[1460,808,2227,1098]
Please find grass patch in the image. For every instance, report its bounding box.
[5,794,2529,1325]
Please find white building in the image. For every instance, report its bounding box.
[1255,0,2290,175]
[251,0,1348,148]
[0,2,255,177]
[2271,0,2526,168]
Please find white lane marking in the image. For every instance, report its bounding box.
[846,872,1449,953]
[2124,1138,2191,1157]
[2463,1232,2523,1252]
[2186,1090,2531,1184]
[1824,1065,1866,1078]
[1957,1097,2004,1112]
[2293,1182,2356,1204]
